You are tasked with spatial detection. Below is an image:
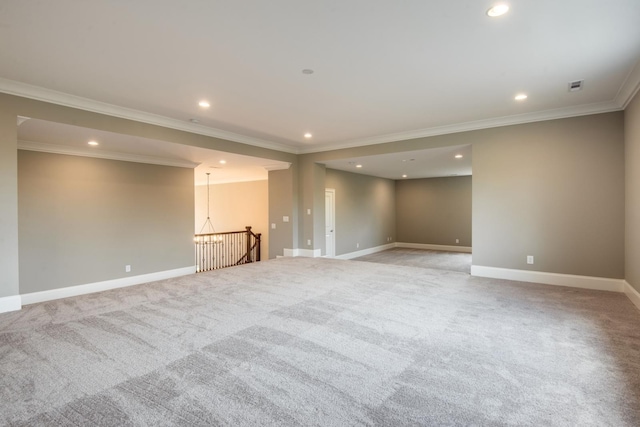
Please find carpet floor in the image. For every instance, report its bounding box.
[1,257,639,426]
[354,247,472,273]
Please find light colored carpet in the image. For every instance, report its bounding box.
[1,257,639,426]
[354,247,472,273]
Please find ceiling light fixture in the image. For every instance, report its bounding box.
[356,164,363,168]
[402,174,407,178]
[198,100,210,108]
[515,94,528,101]
[88,140,99,146]
[304,133,312,138]
[219,160,226,164]
[455,154,463,159]
[487,4,509,17]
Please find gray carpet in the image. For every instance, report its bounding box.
[354,247,472,273]
[1,257,640,426]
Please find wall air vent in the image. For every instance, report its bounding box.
[568,80,584,92]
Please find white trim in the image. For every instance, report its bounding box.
[624,281,640,311]
[335,243,395,260]
[615,59,640,109]
[298,101,621,154]
[264,163,291,171]
[470,265,624,292]
[0,77,297,154]
[283,248,322,258]
[20,266,196,306]
[396,242,472,253]
[18,140,200,169]
[0,295,22,314]
[0,77,628,157]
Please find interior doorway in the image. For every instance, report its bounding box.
[325,188,335,257]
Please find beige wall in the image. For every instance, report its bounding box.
[268,166,298,258]
[325,169,395,256]
[18,151,195,294]
[473,113,625,278]
[195,180,269,259]
[396,176,472,247]
[0,108,18,299]
[625,91,640,292]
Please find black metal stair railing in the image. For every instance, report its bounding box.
[194,226,261,273]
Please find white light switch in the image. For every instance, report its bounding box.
[271,223,276,229]
[283,216,289,222]
[307,208,311,215]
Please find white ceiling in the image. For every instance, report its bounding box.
[3,0,640,179]
[17,119,289,185]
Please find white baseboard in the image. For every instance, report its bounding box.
[283,248,322,258]
[0,295,22,314]
[21,266,196,306]
[335,243,396,260]
[624,281,640,310]
[396,242,472,253]
[471,265,624,292]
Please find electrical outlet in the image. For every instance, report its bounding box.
[307,208,311,215]
[356,243,360,248]
[271,223,276,229]
[456,238,459,244]
[527,255,534,265]
[307,239,311,246]
[125,265,131,273]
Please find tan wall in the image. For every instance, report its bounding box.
[625,91,640,292]
[396,176,472,247]
[18,151,195,294]
[473,113,625,278]
[268,166,298,258]
[325,169,395,256]
[0,108,18,299]
[195,180,269,259]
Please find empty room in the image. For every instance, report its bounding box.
[2,1,640,425]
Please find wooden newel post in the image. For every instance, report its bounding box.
[256,233,261,262]
[245,226,252,263]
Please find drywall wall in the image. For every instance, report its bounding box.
[0,109,18,300]
[626,91,640,292]
[18,151,195,294]
[396,176,472,246]
[268,166,297,258]
[325,168,395,256]
[195,180,269,259]
[473,113,624,278]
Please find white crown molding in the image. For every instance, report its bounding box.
[0,77,298,154]
[17,115,30,126]
[615,60,640,109]
[471,265,625,293]
[21,266,196,306]
[263,163,292,171]
[298,100,622,154]
[18,139,200,169]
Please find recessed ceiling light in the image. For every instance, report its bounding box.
[88,140,99,146]
[515,94,528,101]
[304,133,312,138]
[356,164,363,168]
[455,154,463,159]
[198,100,210,108]
[487,4,509,17]
[219,160,226,164]
[402,174,407,178]
[302,69,314,75]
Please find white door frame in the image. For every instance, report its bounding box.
[325,188,336,257]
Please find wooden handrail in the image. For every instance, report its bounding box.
[195,226,261,273]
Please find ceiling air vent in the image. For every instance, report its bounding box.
[568,80,584,92]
